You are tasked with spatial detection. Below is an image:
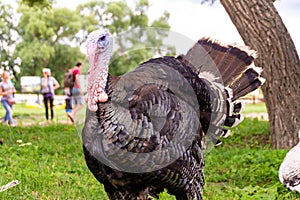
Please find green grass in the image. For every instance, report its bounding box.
[241,102,267,114]
[203,118,300,199]
[0,124,108,199]
[1,103,299,199]
[0,103,68,125]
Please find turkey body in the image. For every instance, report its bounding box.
[83,56,206,199]
[82,31,264,200]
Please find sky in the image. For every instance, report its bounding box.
[51,0,300,53]
[4,0,300,53]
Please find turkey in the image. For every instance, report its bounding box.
[279,130,300,193]
[82,28,265,199]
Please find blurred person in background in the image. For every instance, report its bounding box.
[0,71,16,126]
[68,62,84,122]
[64,87,73,124]
[41,68,60,121]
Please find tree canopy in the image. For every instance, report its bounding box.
[76,0,172,75]
[20,0,52,8]
[0,2,21,79]
[0,0,172,91]
[14,5,85,79]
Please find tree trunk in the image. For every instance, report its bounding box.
[220,0,300,149]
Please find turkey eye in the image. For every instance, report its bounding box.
[99,36,106,41]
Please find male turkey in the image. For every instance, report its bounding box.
[82,29,265,199]
[279,130,300,193]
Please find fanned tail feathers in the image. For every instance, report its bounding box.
[184,38,265,145]
[197,38,264,100]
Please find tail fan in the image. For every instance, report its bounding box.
[232,101,244,113]
[197,39,255,86]
[230,67,265,101]
[182,38,265,145]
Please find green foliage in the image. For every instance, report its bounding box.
[0,3,16,57]
[48,44,86,92]
[78,0,172,76]
[14,5,84,79]
[0,2,21,79]
[1,0,172,90]
[20,0,52,8]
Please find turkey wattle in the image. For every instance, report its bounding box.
[82,28,265,200]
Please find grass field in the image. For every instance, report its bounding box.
[241,102,267,114]
[0,103,299,199]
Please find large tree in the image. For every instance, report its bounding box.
[218,0,300,148]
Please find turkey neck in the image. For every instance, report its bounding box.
[88,48,111,93]
[87,39,113,111]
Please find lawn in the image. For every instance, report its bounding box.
[0,103,299,199]
[241,102,267,114]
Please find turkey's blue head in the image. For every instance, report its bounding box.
[86,28,113,111]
